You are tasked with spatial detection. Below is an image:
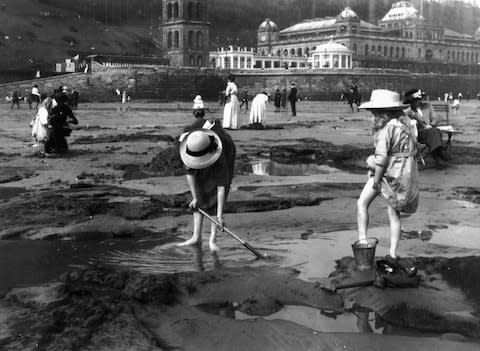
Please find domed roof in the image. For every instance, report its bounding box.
[312,40,352,54]
[258,18,278,32]
[381,1,420,22]
[337,7,359,21]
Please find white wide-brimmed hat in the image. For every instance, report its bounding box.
[359,89,408,110]
[193,95,204,109]
[179,129,222,169]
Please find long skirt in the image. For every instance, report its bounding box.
[418,127,443,152]
[223,95,240,129]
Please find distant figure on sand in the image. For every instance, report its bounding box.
[288,82,298,116]
[31,84,41,109]
[280,88,287,110]
[178,119,236,252]
[357,89,419,277]
[10,90,20,109]
[273,89,281,112]
[249,92,269,126]
[239,87,249,112]
[222,73,240,129]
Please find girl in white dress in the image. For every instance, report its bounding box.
[222,73,240,129]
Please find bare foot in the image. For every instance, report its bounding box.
[177,237,201,247]
[209,241,220,252]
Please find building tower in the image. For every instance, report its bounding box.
[257,19,279,56]
[161,0,210,67]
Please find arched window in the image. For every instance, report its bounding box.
[447,51,450,60]
[187,2,194,19]
[173,2,179,18]
[396,47,400,57]
[167,3,173,19]
[377,45,381,56]
[196,31,202,48]
[174,31,179,48]
[384,46,387,56]
[467,52,470,62]
[365,44,369,56]
[305,47,309,56]
[197,56,203,67]
[189,56,195,66]
[167,31,173,48]
[462,52,465,62]
[353,43,357,53]
[262,50,266,56]
[188,31,194,47]
[390,47,394,57]
[290,48,296,56]
[276,49,281,56]
[297,48,302,57]
[402,47,405,57]
[197,3,202,19]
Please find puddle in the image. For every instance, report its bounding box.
[0,187,26,201]
[251,160,338,176]
[197,303,445,337]
[0,236,174,296]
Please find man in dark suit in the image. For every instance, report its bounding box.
[288,82,298,116]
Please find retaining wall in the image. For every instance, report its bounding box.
[1,67,479,102]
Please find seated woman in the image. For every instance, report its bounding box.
[45,92,78,154]
[403,88,449,169]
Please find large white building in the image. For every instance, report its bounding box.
[210,1,480,74]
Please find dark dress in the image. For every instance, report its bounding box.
[46,104,78,153]
[274,91,281,110]
[288,86,298,116]
[183,119,236,214]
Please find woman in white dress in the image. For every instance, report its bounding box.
[249,92,269,125]
[222,73,240,129]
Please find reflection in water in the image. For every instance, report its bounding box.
[0,236,173,295]
[103,244,221,274]
[251,160,334,176]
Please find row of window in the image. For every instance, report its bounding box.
[166,1,203,20]
[167,30,204,49]
[361,43,479,62]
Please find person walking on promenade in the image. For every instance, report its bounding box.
[177,119,236,252]
[222,73,240,129]
[288,82,298,116]
[357,89,419,276]
[403,88,449,169]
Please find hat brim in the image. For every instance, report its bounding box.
[179,129,223,169]
[359,101,408,110]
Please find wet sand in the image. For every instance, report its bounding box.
[0,100,479,349]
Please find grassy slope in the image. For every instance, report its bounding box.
[0,0,154,71]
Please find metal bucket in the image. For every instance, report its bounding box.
[352,238,378,271]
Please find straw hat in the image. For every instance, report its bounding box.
[193,95,205,110]
[403,89,426,104]
[359,89,408,110]
[179,129,223,169]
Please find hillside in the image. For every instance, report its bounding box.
[1,0,479,74]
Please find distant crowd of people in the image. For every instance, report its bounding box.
[7,84,79,110]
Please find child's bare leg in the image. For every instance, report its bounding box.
[357,178,378,243]
[387,205,401,258]
[209,221,219,252]
[177,211,203,246]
